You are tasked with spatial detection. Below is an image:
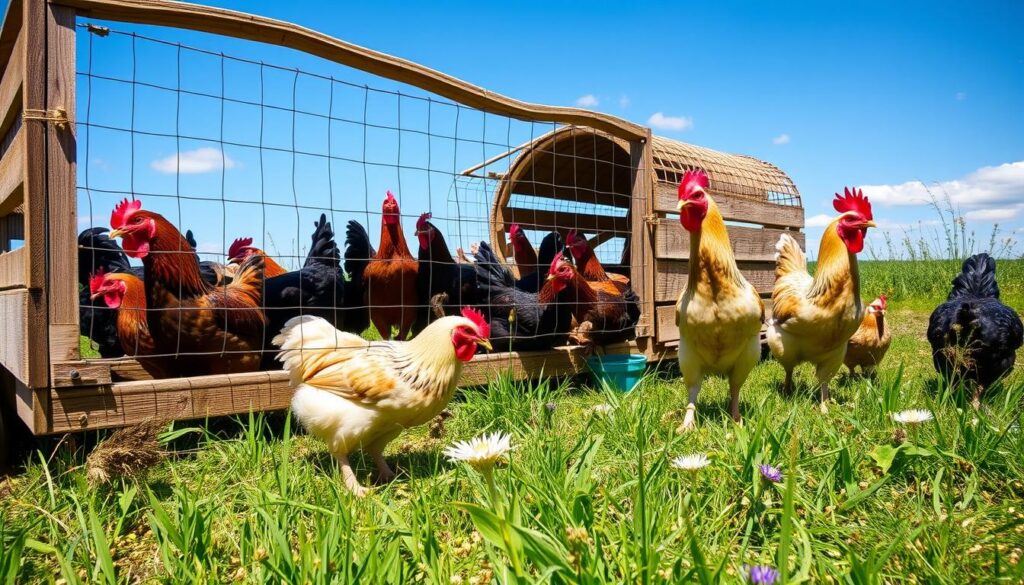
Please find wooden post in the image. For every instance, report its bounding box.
[629,130,655,356]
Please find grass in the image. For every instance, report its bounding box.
[5,292,1024,583]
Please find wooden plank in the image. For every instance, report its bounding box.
[653,219,804,263]
[0,212,23,252]
[45,3,79,365]
[0,28,23,143]
[55,0,647,142]
[630,134,654,341]
[0,1,23,77]
[501,207,629,235]
[52,360,112,387]
[0,129,23,215]
[0,245,24,288]
[654,259,776,303]
[653,181,804,229]
[655,297,774,344]
[0,288,28,383]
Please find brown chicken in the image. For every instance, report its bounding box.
[766,188,877,411]
[548,252,640,346]
[508,223,538,277]
[108,198,267,376]
[227,236,288,278]
[844,295,891,377]
[566,229,630,287]
[363,191,419,340]
[88,270,173,378]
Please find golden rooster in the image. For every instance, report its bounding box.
[274,307,492,495]
[844,294,891,377]
[674,169,764,431]
[766,188,876,411]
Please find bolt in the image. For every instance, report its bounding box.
[69,369,81,381]
[78,413,88,427]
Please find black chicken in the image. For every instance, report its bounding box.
[471,240,573,351]
[514,231,565,293]
[927,253,1023,402]
[412,213,482,334]
[341,219,374,336]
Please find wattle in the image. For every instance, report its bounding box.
[454,341,477,362]
[680,208,703,232]
[122,235,150,259]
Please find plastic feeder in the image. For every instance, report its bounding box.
[586,354,648,393]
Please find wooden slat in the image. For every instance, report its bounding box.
[630,134,654,341]
[0,129,23,215]
[45,3,79,365]
[0,1,23,78]
[655,298,774,344]
[654,219,804,263]
[0,245,24,288]
[654,259,776,303]
[0,28,23,143]
[55,0,647,142]
[654,181,804,229]
[0,288,28,384]
[501,207,629,235]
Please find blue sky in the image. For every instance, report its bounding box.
[53,0,1024,263]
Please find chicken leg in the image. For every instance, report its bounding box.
[335,453,369,497]
[815,351,845,414]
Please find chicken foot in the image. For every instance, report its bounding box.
[569,321,595,347]
[334,453,369,497]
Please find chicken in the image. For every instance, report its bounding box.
[274,308,492,495]
[88,270,174,378]
[674,170,764,431]
[508,223,538,278]
[340,219,375,336]
[766,188,877,412]
[108,198,267,376]
[471,241,573,351]
[363,191,419,340]
[227,236,288,278]
[549,252,640,346]
[513,231,564,294]
[566,229,630,286]
[844,295,891,377]
[927,254,1023,404]
[259,214,348,368]
[413,212,482,333]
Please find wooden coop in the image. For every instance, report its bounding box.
[0,0,803,442]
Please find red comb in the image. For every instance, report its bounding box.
[461,307,490,339]
[89,269,108,295]
[833,187,873,220]
[385,190,397,203]
[110,198,141,229]
[878,294,887,310]
[228,237,253,259]
[678,169,709,200]
[416,212,432,231]
[509,223,522,237]
[566,229,581,244]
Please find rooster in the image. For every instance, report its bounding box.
[275,307,492,495]
[927,254,1023,404]
[549,252,640,346]
[674,170,764,431]
[413,212,481,333]
[88,270,175,379]
[363,191,419,340]
[508,223,538,278]
[566,229,630,286]
[227,236,288,278]
[766,188,876,411]
[844,295,891,377]
[108,198,267,376]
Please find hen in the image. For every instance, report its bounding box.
[340,219,375,335]
[508,223,538,278]
[844,295,891,377]
[227,236,288,278]
[550,252,640,346]
[88,270,175,378]
[927,254,1023,403]
[275,308,491,495]
[513,231,564,294]
[78,228,137,358]
[413,212,481,333]
[674,170,764,430]
[566,229,630,286]
[766,188,876,411]
[108,199,267,376]
[363,191,419,340]
[471,241,573,351]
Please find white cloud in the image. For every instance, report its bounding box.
[151,147,237,174]
[955,91,967,101]
[647,112,693,131]
[575,94,599,108]
[964,207,1021,221]
[860,161,1024,209]
[618,95,630,109]
[772,133,791,145]
[805,213,833,227]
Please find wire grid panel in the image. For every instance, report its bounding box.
[75,23,643,376]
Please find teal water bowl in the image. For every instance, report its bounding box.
[586,354,648,393]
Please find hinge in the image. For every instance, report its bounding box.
[23,108,71,131]
[643,214,659,226]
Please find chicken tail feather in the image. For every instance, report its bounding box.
[774,233,807,280]
[949,253,999,301]
[273,315,345,387]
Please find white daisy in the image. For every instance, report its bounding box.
[590,403,614,415]
[671,453,710,472]
[892,409,934,425]
[444,432,512,472]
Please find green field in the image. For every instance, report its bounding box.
[4,260,1024,583]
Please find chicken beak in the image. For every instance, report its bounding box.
[89,291,102,301]
[546,274,555,281]
[864,220,877,228]
[477,338,493,352]
[108,228,125,239]
[676,200,692,211]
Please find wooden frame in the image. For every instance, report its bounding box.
[0,0,801,436]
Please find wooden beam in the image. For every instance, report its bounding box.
[500,207,629,235]
[45,3,79,364]
[0,28,23,143]
[0,129,23,215]
[654,259,776,303]
[55,0,648,141]
[0,245,24,289]
[653,219,805,263]
[653,182,804,229]
[630,134,654,342]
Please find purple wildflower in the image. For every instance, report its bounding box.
[747,564,780,584]
[758,464,783,483]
